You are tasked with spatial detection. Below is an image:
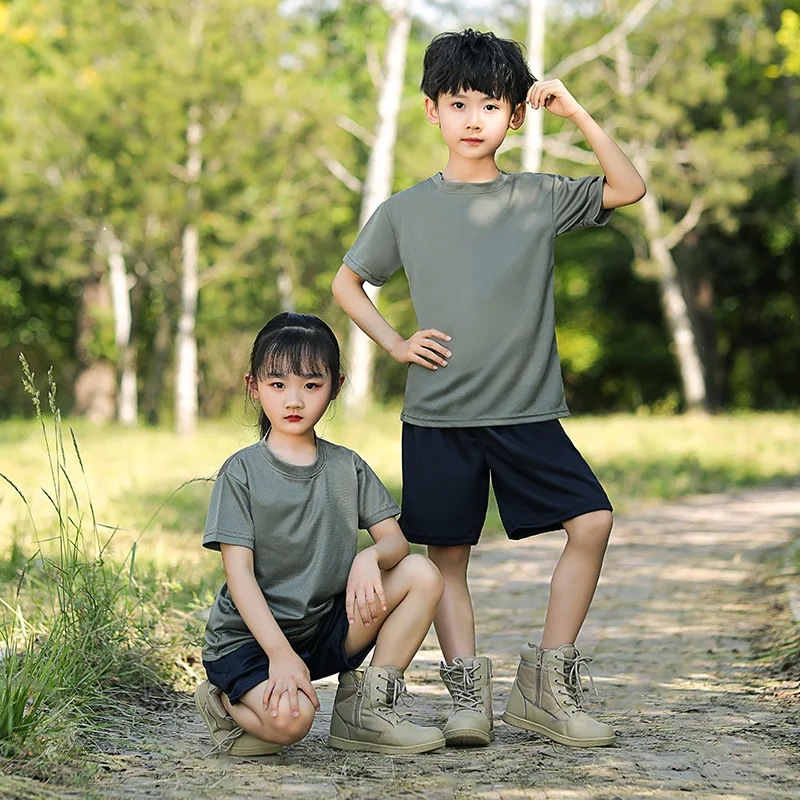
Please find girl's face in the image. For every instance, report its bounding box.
[246,368,342,440]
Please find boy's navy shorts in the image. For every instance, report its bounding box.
[400,419,612,546]
[202,593,373,704]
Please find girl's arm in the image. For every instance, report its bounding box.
[221,544,320,717]
[345,516,409,627]
[527,79,646,209]
[332,266,451,370]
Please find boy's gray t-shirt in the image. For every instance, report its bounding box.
[343,171,612,428]
[202,437,400,662]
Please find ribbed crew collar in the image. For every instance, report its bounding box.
[429,170,511,195]
[259,436,327,479]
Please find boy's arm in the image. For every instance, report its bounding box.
[221,544,321,716]
[527,80,646,209]
[332,265,451,370]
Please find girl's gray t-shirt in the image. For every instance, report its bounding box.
[202,437,400,662]
[343,171,612,428]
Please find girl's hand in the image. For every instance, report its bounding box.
[263,648,320,718]
[526,80,584,120]
[389,329,451,370]
[346,549,386,627]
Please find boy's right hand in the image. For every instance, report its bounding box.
[389,329,451,370]
[263,648,320,718]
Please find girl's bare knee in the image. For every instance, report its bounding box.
[258,703,315,745]
[399,553,444,598]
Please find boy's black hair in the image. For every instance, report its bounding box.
[248,312,342,439]
[420,29,535,107]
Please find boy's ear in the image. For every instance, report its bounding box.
[424,96,440,126]
[509,102,526,131]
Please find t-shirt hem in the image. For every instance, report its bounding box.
[202,530,255,551]
[399,407,570,428]
[343,252,387,287]
[360,504,401,530]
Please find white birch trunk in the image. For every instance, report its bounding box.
[633,155,707,410]
[175,107,202,437]
[523,0,546,173]
[606,8,707,411]
[344,0,411,415]
[104,227,138,426]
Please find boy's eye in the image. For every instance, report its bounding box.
[486,104,499,111]
[452,101,465,109]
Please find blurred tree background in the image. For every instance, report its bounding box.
[0,0,797,429]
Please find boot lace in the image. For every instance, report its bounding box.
[377,675,416,720]
[556,651,600,711]
[441,661,482,711]
[204,724,246,757]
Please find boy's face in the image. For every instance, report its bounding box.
[425,89,525,162]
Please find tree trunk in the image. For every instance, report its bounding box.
[103,226,138,426]
[73,267,116,423]
[611,10,708,412]
[344,0,410,416]
[142,286,173,426]
[634,156,707,411]
[523,0,546,173]
[175,107,202,437]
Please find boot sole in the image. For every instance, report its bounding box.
[327,735,446,754]
[445,729,494,747]
[501,711,615,748]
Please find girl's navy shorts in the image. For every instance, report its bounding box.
[202,593,373,704]
[400,419,612,546]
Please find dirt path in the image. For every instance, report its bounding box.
[93,488,800,800]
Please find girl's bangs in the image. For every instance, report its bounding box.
[256,330,329,379]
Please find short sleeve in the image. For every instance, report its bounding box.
[343,203,402,287]
[202,470,255,551]
[551,174,613,237]
[355,456,400,529]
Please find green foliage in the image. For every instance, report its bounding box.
[0,0,797,416]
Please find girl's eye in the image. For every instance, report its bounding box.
[305,382,321,390]
[270,382,285,389]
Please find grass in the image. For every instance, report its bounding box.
[0,398,799,776]
[0,360,175,782]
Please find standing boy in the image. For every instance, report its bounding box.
[332,29,645,748]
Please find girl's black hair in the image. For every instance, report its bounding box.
[420,29,535,108]
[248,312,342,439]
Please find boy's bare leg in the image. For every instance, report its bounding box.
[223,682,315,745]
[426,544,476,662]
[344,553,444,668]
[540,510,612,649]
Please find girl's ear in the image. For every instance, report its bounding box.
[509,102,526,131]
[244,372,259,398]
[332,373,345,400]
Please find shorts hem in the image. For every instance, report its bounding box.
[401,524,483,547]
[506,502,613,540]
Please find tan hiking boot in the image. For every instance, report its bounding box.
[194,680,282,756]
[502,644,615,747]
[439,655,494,746]
[328,666,445,754]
